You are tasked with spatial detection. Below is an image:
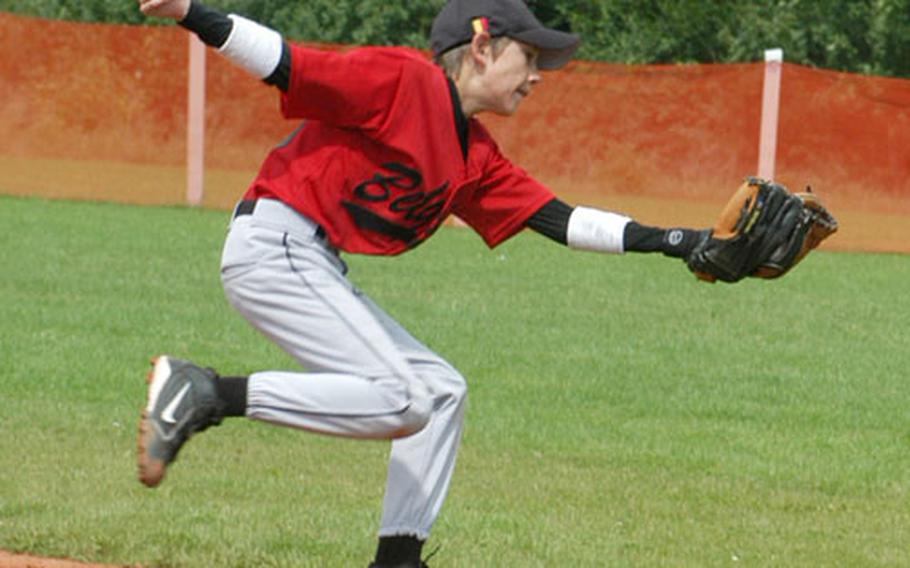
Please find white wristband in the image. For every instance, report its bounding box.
[219,15,283,79]
[566,206,631,254]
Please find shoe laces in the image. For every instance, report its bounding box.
[421,544,441,566]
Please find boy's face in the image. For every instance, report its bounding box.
[481,39,541,116]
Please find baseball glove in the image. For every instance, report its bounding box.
[686,177,838,283]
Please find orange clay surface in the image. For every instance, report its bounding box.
[0,550,136,568]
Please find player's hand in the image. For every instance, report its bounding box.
[138,0,191,21]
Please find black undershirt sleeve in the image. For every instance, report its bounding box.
[525,198,572,245]
[263,46,291,91]
[178,1,232,47]
[178,0,290,92]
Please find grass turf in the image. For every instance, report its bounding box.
[0,195,908,567]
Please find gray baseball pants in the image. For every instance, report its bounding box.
[219,198,467,539]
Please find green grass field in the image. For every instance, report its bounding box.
[1,195,908,567]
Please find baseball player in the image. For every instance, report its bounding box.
[136,0,706,565]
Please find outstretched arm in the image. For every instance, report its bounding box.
[137,0,290,91]
[526,198,706,258]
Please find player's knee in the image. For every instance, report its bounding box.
[384,365,467,438]
[395,381,433,437]
[431,364,468,409]
[371,373,428,438]
[406,366,468,428]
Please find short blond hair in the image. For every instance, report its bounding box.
[434,36,512,80]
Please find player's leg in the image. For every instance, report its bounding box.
[225,218,465,567]
[219,206,433,438]
[138,200,433,487]
[356,293,468,566]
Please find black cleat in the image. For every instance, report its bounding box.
[137,355,223,487]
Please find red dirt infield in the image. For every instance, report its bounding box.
[0,551,137,568]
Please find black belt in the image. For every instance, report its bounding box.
[233,199,257,218]
[233,199,327,240]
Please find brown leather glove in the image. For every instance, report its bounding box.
[686,177,838,283]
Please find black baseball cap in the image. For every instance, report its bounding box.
[430,0,581,70]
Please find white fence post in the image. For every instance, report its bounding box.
[186,34,206,206]
[757,48,783,181]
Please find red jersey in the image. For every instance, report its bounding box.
[243,45,556,255]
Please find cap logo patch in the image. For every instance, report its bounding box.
[471,17,490,34]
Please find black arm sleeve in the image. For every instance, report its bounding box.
[178,1,232,47]
[263,44,291,91]
[526,198,572,245]
[178,0,291,92]
[624,222,706,258]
